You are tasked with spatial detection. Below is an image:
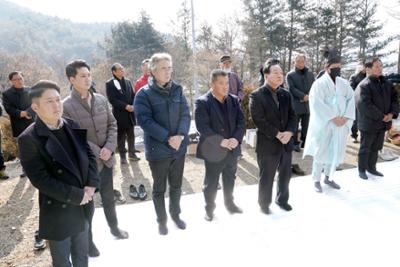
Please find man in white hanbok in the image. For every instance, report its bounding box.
[303,48,355,193]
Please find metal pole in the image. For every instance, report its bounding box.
[191,0,199,105]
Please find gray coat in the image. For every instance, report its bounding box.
[63,89,118,170]
[286,67,315,115]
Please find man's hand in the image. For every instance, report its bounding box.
[20,111,32,119]
[99,147,112,161]
[332,117,346,127]
[303,95,309,102]
[80,190,93,205]
[168,135,183,151]
[125,105,134,112]
[227,138,239,149]
[84,186,96,198]
[220,139,232,150]
[383,113,393,122]
[279,131,293,144]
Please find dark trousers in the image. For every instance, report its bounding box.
[358,130,385,172]
[49,222,89,267]
[88,165,118,245]
[294,113,309,145]
[351,112,358,139]
[117,126,135,158]
[203,152,238,213]
[257,150,292,209]
[148,155,185,224]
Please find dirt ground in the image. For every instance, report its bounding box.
[0,137,399,267]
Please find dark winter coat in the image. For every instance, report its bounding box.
[18,118,100,241]
[106,77,136,129]
[249,85,297,156]
[134,78,190,161]
[2,86,35,137]
[355,75,399,132]
[194,91,245,161]
[286,67,315,115]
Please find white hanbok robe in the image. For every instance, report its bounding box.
[303,73,355,178]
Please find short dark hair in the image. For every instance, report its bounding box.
[65,59,90,78]
[30,80,60,101]
[142,59,150,66]
[364,57,381,69]
[210,69,228,83]
[111,63,123,72]
[8,71,23,80]
[263,58,280,74]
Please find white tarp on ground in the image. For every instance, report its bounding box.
[90,159,400,267]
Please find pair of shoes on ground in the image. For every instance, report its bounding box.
[359,169,384,180]
[0,170,9,180]
[291,164,305,176]
[259,202,293,215]
[33,230,46,251]
[113,189,126,204]
[129,184,147,200]
[158,216,186,235]
[314,176,341,193]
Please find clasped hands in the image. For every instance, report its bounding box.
[383,113,393,122]
[169,135,184,151]
[332,117,348,127]
[220,138,239,150]
[275,131,293,144]
[80,186,96,205]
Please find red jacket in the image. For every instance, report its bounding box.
[134,74,150,93]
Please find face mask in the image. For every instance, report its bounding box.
[329,67,341,80]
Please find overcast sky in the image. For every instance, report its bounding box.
[7,0,400,35]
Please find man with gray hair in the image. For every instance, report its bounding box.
[134,53,190,235]
[286,54,315,151]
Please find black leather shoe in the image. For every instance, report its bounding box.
[277,202,292,211]
[204,211,214,221]
[324,176,341,189]
[292,164,305,176]
[129,185,140,200]
[138,184,147,200]
[367,169,384,177]
[260,206,271,215]
[226,204,243,214]
[88,242,100,257]
[359,171,368,180]
[110,227,129,239]
[128,154,140,161]
[113,189,126,204]
[171,216,186,230]
[293,145,301,152]
[158,224,168,235]
[314,181,323,193]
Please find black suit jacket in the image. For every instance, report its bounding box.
[2,86,35,137]
[18,118,100,241]
[195,91,245,162]
[355,75,399,132]
[249,85,297,156]
[106,77,136,128]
